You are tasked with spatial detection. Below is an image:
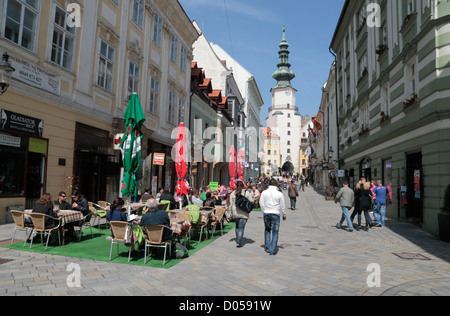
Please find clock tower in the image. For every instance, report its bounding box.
[266,26,302,176]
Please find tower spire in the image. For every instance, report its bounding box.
[272,26,296,89]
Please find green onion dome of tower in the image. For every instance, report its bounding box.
[272,26,296,89]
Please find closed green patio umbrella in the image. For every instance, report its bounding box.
[120,93,145,213]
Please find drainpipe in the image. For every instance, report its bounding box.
[329,48,341,171]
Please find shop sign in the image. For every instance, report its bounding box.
[0,133,21,147]
[153,153,165,166]
[29,138,48,154]
[1,109,44,137]
[113,134,124,151]
[10,55,60,95]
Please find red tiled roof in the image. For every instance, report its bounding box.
[261,127,280,138]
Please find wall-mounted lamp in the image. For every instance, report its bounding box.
[0,52,15,96]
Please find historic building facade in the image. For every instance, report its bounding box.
[330,0,450,236]
[209,42,264,181]
[0,0,198,221]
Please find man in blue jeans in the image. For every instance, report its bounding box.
[259,179,287,255]
[335,180,355,232]
[372,180,388,227]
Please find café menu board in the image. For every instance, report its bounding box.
[1,109,44,138]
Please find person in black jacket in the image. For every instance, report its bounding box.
[54,191,72,210]
[33,193,57,228]
[159,188,177,210]
[350,180,374,231]
[71,190,90,216]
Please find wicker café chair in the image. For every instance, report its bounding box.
[175,213,193,247]
[143,225,173,266]
[10,210,33,246]
[29,213,62,251]
[109,221,132,262]
[74,212,94,242]
[210,207,226,236]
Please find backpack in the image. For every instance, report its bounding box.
[172,242,189,259]
[236,193,255,214]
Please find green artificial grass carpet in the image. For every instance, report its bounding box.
[3,222,235,269]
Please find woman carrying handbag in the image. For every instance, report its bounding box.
[229,180,254,248]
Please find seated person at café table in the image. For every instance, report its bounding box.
[33,193,57,228]
[203,192,215,208]
[159,188,177,210]
[55,191,72,210]
[106,197,128,222]
[141,187,152,203]
[139,198,173,242]
[71,190,90,216]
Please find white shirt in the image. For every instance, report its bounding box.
[260,186,286,217]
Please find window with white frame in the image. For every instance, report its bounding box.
[170,35,178,63]
[51,5,76,70]
[4,0,40,51]
[168,90,176,123]
[128,60,140,99]
[148,76,159,115]
[131,0,144,28]
[381,85,390,116]
[359,53,368,78]
[360,104,370,130]
[180,45,187,72]
[152,13,162,47]
[97,40,115,91]
[178,97,185,124]
[409,62,417,96]
[407,0,415,14]
[359,5,367,26]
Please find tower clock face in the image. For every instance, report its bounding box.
[285,89,291,96]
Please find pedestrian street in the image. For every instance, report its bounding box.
[0,185,449,297]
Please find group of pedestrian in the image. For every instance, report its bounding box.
[335,178,390,232]
[229,178,286,256]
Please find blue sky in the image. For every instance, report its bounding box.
[179,0,346,125]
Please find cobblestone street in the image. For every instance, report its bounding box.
[1,186,449,296]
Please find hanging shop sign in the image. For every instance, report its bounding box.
[153,153,165,166]
[1,109,44,137]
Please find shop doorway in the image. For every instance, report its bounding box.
[406,152,423,224]
[76,152,107,203]
[359,157,372,182]
[25,152,46,209]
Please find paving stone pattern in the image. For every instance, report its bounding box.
[0,186,449,296]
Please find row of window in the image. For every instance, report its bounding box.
[3,0,188,124]
[3,0,188,79]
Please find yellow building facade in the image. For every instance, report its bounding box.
[0,0,198,222]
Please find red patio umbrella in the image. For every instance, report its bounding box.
[175,122,189,207]
[237,144,245,182]
[229,145,237,190]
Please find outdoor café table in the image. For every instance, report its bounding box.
[169,209,217,225]
[106,202,146,212]
[24,209,84,245]
[133,216,191,236]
